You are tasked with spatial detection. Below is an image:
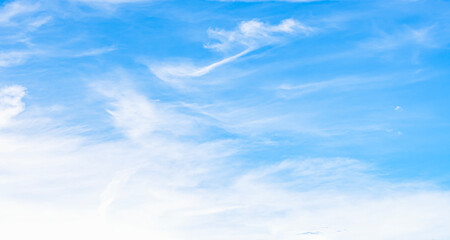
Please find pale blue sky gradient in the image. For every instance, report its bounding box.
[1,0,450,239]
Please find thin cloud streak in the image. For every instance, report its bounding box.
[149,49,250,86]
[0,1,39,25]
[149,19,313,89]
[74,46,117,57]
[0,51,35,67]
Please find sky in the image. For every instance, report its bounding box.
[1,0,450,239]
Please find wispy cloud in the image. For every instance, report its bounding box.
[75,46,117,57]
[205,18,313,52]
[28,15,52,28]
[360,26,437,51]
[98,166,141,215]
[0,85,26,127]
[0,1,52,68]
[0,51,35,67]
[93,81,203,140]
[0,1,39,26]
[2,1,450,239]
[149,49,250,87]
[0,1,50,30]
[149,19,313,88]
[1,82,450,240]
[276,75,387,97]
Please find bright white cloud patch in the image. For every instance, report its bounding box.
[1,83,450,240]
[206,18,313,52]
[0,85,26,127]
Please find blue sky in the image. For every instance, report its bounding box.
[1,0,450,239]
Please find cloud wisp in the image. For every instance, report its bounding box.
[0,1,39,26]
[148,19,313,88]
[205,18,313,52]
[74,46,117,57]
[0,51,35,68]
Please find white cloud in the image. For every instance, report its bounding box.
[0,85,26,127]
[0,1,39,25]
[0,1,49,30]
[277,77,366,96]
[1,82,450,240]
[94,82,202,139]
[75,46,117,57]
[361,26,437,51]
[0,2,50,67]
[28,16,52,28]
[275,74,404,99]
[149,19,313,88]
[206,18,313,52]
[149,49,250,86]
[395,106,403,111]
[0,51,34,67]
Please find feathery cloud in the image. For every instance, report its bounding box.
[206,18,313,52]
[94,82,202,139]
[0,51,34,68]
[149,19,313,88]
[0,1,39,25]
